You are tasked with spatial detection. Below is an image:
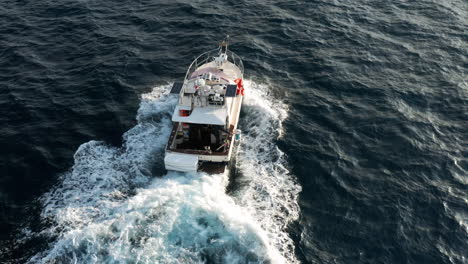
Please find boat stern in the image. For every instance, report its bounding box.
[164,152,199,172]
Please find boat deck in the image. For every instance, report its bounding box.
[166,122,234,156]
[195,61,242,81]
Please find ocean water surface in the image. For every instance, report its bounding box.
[0,0,467,263]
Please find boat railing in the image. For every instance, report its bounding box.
[184,48,244,81]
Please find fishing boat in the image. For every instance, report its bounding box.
[164,38,245,174]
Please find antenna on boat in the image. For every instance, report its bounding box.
[219,35,229,54]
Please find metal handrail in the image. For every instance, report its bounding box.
[183,47,244,81]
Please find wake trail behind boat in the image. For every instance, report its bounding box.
[22,82,300,264]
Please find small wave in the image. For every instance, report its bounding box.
[25,81,299,263]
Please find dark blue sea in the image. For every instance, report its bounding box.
[1,0,467,263]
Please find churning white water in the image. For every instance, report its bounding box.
[27,82,301,263]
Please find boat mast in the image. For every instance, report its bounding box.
[219,35,229,54]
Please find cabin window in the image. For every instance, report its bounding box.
[173,123,229,152]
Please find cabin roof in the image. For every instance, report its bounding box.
[172,105,227,125]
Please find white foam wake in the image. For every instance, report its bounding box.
[234,81,301,263]
[26,82,300,263]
